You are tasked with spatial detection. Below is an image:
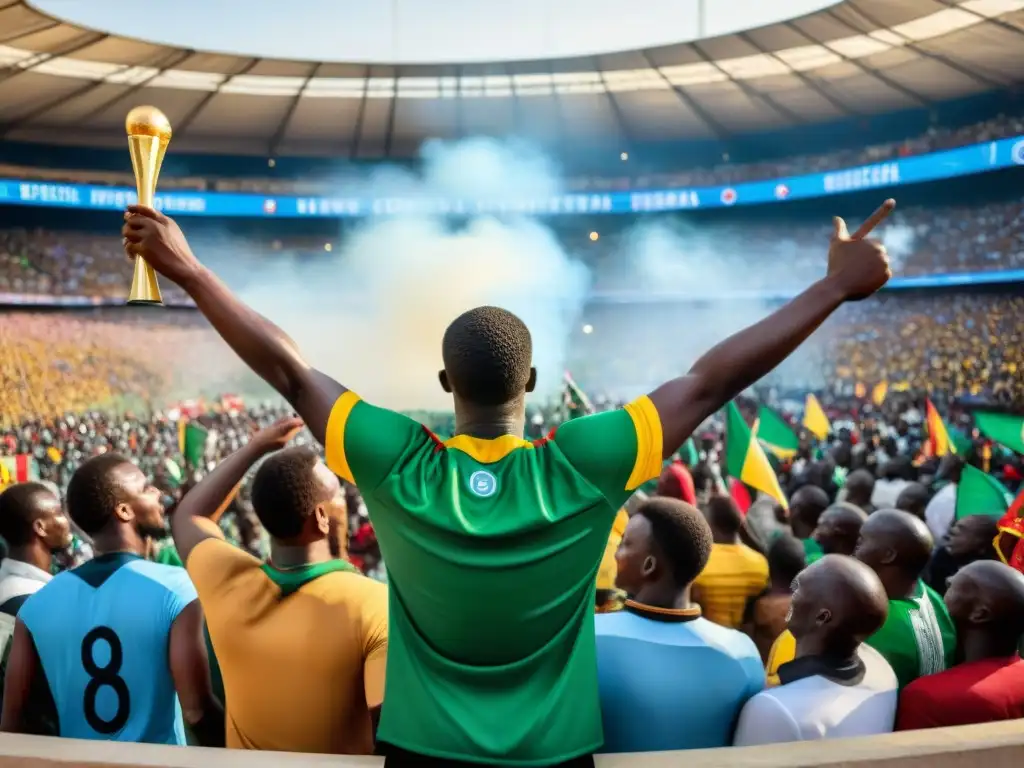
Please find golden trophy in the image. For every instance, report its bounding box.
[125,105,171,305]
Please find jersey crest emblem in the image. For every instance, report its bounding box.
[468,470,498,498]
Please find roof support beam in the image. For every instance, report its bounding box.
[176,58,260,137]
[932,0,1024,39]
[0,48,196,139]
[786,19,930,106]
[267,61,321,158]
[639,50,729,141]
[834,4,1007,89]
[0,31,107,86]
[0,19,59,45]
[348,66,371,159]
[689,40,802,125]
[548,63,569,155]
[383,68,400,158]
[455,66,467,140]
[736,31,858,116]
[594,57,635,150]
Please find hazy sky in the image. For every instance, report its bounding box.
[33,0,839,64]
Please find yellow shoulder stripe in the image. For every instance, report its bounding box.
[325,390,361,483]
[444,434,532,464]
[623,395,664,491]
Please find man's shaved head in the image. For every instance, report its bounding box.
[789,485,830,538]
[945,560,1024,640]
[814,503,868,556]
[788,554,889,654]
[854,509,934,590]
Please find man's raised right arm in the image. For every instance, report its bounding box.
[123,205,341,444]
[648,201,895,457]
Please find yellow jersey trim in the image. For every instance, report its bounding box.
[444,434,532,464]
[623,395,664,491]
[325,390,361,483]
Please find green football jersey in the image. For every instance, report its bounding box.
[865,580,956,689]
[325,391,663,764]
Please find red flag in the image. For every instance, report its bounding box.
[728,477,753,516]
[996,488,1024,573]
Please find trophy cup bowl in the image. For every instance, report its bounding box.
[125,106,172,306]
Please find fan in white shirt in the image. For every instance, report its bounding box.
[0,482,71,618]
[734,555,898,746]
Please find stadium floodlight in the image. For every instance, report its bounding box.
[125,105,171,306]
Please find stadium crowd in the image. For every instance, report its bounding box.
[1,112,1021,196]
[0,200,1020,765]
[1,197,1022,304]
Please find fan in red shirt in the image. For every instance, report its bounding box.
[896,560,1024,730]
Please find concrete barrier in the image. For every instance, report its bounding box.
[0,722,1023,768]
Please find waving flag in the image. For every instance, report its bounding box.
[725,402,787,511]
[955,464,1014,520]
[925,399,955,457]
[973,411,1024,455]
[756,405,799,460]
[0,454,40,490]
[803,394,831,441]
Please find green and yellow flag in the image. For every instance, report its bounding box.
[725,402,788,509]
[973,411,1024,455]
[756,405,800,460]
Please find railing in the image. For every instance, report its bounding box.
[1,721,1022,767]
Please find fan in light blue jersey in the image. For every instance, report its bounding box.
[0,454,222,745]
[595,497,764,753]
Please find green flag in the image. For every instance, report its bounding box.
[955,463,1014,520]
[756,405,800,460]
[179,421,215,468]
[680,438,699,467]
[562,371,592,421]
[973,411,1024,455]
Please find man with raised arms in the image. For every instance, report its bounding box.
[123,199,892,766]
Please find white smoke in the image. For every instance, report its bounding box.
[574,217,821,398]
[573,204,916,398]
[880,218,918,274]
[181,148,916,411]
[203,138,589,411]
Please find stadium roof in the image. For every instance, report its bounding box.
[0,0,1022,159]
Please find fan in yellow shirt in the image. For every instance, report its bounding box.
[692,496,769,628]
[170,419,388,754]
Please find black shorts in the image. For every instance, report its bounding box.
[379,743,595,768]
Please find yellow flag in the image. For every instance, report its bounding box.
[871,381,888,406]
[803,394,831,440]
[46,446,62,464]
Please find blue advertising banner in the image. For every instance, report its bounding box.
[0,136,1021,219]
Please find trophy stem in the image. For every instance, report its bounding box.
[127,253,163,305]
[126,131,166,306]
